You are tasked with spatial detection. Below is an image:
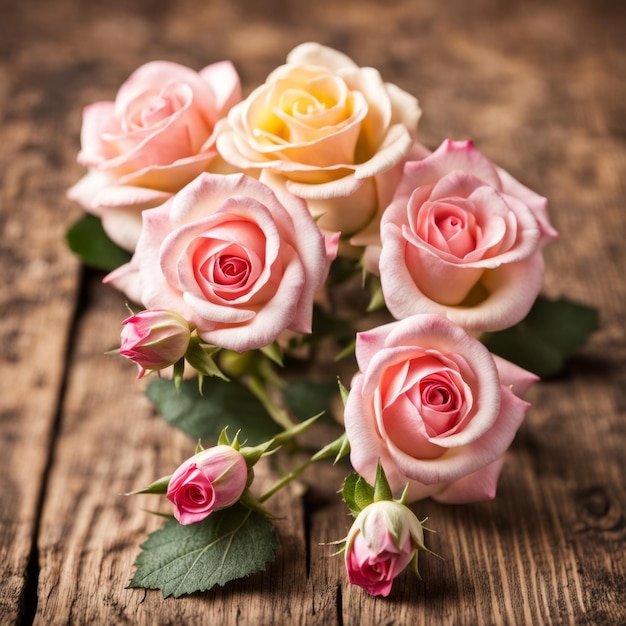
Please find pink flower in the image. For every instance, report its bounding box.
[106,172,338,352]
[343,314,538,503]
[68,60,241,251]
[166,445,248,525]
[119,309,190,378]
[368,139,558,331]
[345,500,425,597]
[216,42,421,242]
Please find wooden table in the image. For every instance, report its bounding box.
[2,0,625,623]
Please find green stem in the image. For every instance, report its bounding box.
[258,458,315,503]
[247,375,295,430]
[258,432,348,503]
[258,358,287,390]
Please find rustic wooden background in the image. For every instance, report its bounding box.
[1,0,625,623]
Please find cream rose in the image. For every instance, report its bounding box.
[343,314,538,503]
[215,43,421,242]
[105,173,338,352]
[369,139,559,332]
[68,60,241,251]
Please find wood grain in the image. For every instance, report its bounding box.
[1,0,624,624]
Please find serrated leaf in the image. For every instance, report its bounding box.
[65,214,131,271]
[483,296,599,377]
[146,377,281,445]
[130,503,279,597]
[282,379,340,423]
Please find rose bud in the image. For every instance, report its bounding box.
[119,309,191,378]
[166,445,248,525]
[345,500,426,597]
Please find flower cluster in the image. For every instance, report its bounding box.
[68,43,564,598]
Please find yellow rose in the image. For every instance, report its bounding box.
[216,43,421,244]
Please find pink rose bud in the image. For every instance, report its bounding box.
[166,445,248,525]
[119,309,191,378]
[345,500,426,597]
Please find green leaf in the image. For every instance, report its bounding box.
[282,379,340,422]
[130,503,279,597]
[146,377,281,445]
[342,473,375,514]
[483,296,599,377]
[65,214,131,271]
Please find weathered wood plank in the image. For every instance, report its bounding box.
[0,30,84,625]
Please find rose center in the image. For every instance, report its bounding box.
[216,255,250,285]
[437,213,463,236]
[185,484,208,505]
[417,200,479,259]
[420,380,455,410]
[125,90,180,131]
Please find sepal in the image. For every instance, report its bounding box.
[125,474,171,496]
[311,432,350,465]
[238,413,321,468]
[342,473,375,515]
[373,461,394,502]
[260,342,283,367]
[239,488,274,518]
[184,339,228,380]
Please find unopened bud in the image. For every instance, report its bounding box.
[345,500,426,597]
[166,445,248,525]
[119,309,191,378]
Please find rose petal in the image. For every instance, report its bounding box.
[428,457,505,503]
[199,60,242,115]
[388,385,529,487]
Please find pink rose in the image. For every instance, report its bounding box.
[345,500,425,597]
[369,139,558,331]
[119,309,190,378]
[216,42,421,242]
[105,172,338,352]
[68,60,241,251]
[166,445,248,525]
[344,314,538,503]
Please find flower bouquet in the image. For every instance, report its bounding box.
[66,43,598,598]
